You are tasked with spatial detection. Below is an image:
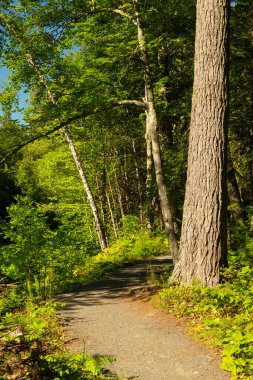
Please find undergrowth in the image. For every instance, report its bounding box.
[0,296,116,380]
[73,228,168,284]
[158,265,253,379]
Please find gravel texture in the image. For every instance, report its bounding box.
[58,256,231,380]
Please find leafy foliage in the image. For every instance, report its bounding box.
[0,286,25,315]
[0,301,116,379]
[0,196,99,297]
[74,215,169,283]
[159,265,253,379]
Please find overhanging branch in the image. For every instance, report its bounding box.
[117,99,145,108]
[0,99,145,164]
[0,114,82,165]
[66,8,136,26]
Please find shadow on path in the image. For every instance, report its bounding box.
[56,256,172,310]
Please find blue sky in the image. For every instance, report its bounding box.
[0,66,28,123]
[0,66,11,85]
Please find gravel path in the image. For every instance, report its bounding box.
[58,256,231,380]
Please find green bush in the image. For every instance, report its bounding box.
[0,196,99,296]
[0,286,25,315]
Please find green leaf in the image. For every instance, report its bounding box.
[220,355,237,372]
[83,357,102,375]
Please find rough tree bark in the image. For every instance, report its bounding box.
[171,0,229,286]
[133,0,179,263]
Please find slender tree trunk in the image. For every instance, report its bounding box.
[63,127,107,249]
[122,149,131,213]
[132,139,144,224]
[171,0,229,286]
[133,0,179,263]
[26,55,107,250]
[96,175,106,225]
[145,128,153,230]
[118,152,130,212]
[108,177,119,221]
[114,172,125,220]
[100,141,110,241]
[227,154,245,223]
[106,192,118,238]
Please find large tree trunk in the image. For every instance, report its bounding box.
[171,0,229,286]
[133,0,179,263]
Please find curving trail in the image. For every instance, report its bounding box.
[58,256,231,380]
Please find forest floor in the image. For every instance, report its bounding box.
[57,256,231,380]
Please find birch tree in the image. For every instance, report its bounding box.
[0,12,108,250]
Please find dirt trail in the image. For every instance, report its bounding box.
[58,256,231,380]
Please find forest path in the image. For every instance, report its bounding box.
[58,256,230,380]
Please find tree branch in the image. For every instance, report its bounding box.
[0,114,82,165]
[111,9,136,25]
[66,8,136,26]
[0,100,145,164]
[117,99,145,108]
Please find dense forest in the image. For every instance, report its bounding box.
[0,0,252,379]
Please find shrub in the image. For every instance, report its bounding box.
[0,286,25,315]
[0,196,99,296]
[158,265,253,379]
[0,301,115,379]
[73,223,169,284]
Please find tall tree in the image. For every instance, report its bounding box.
[171,0,229,286]
[132,0,179,263]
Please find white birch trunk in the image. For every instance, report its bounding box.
[26,56,107,250]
